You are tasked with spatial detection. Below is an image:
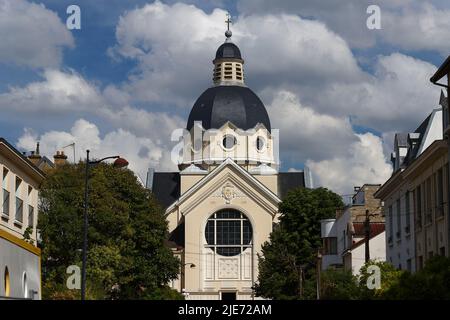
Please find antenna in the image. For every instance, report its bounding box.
[62,142,76,162]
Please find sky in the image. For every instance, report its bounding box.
[0,0,449,194]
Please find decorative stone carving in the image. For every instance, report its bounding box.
[218,258,239,279]
[212,182,245,204]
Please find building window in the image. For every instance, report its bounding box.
[28,205,34,229]
[15,197,23,224]
[396,199,401,238]
[4,266,10,297]
[440,247,446,256]
[222,135,237,150]
[425,179,432,224]
[256,136,265,151]
[405,191,411,233]
[418,256,423,270]
[416,186,422,228]
[2,189,9,218]
[2,167,8,187]
[323,237,337,255]
[205,209,252,256]
[407,259,412,272]
[15,176,22,193]
[388,205,393,243]
[437,168,444,217]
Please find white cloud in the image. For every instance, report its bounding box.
[0,68,185,146]
[266,90,392,195]
[237,0,450,53]
[3,1,441,194]
[108,2,440,135]
[0,69,103,113]
[314,53,439,133]
[267,90,358,164]
[382,2,450,54]
[17,119,178,180]
[306,133,392,195]
[0,0,74,68]
[109,1,362,107]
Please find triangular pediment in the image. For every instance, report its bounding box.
[165,158,280,217]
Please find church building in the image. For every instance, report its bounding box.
[152,22,308,300]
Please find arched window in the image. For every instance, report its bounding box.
[4,266,10,297]
[205,209,252,256]
[23,272,28,298]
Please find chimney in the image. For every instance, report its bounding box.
[53,150,68,167]
[28,142,42,165]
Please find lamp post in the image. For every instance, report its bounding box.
[81,150,128,300]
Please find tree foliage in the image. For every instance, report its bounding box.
[255,187,344,299]
[39,162,181,299]
[320,268,360,300]
[382,256,450,300]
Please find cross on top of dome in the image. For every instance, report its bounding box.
[225,13,232,41]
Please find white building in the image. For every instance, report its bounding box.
[375,107,447,272]
[1,138,45,299]
[321,185,386,275]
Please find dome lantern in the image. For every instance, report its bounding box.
[212,14,245,86]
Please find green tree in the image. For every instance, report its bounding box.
[382,256,450,300]
[255,187,343,300]
[320,268,360,300]
[39,162,181,300]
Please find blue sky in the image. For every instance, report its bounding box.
[0,0,449,193]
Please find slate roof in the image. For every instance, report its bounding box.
[215,42,242,61]
[187,85,271,132]
[152,170,306,209]
[151,172,180,210]
[403,113,432,166]
[277,172,306,200]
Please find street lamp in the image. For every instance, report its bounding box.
[81,149,128,300]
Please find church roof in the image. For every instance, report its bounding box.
[187,85,271,132]
[151,167,306,209]
[277,172,306,199]
[151,172,180,209]
[215,42,242,61]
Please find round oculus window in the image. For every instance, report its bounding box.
[205,209,253,256]
[256,136,265,151]
[222,135,237,149]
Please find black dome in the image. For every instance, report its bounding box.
[187,86,271,132]
[215,42,242,60]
